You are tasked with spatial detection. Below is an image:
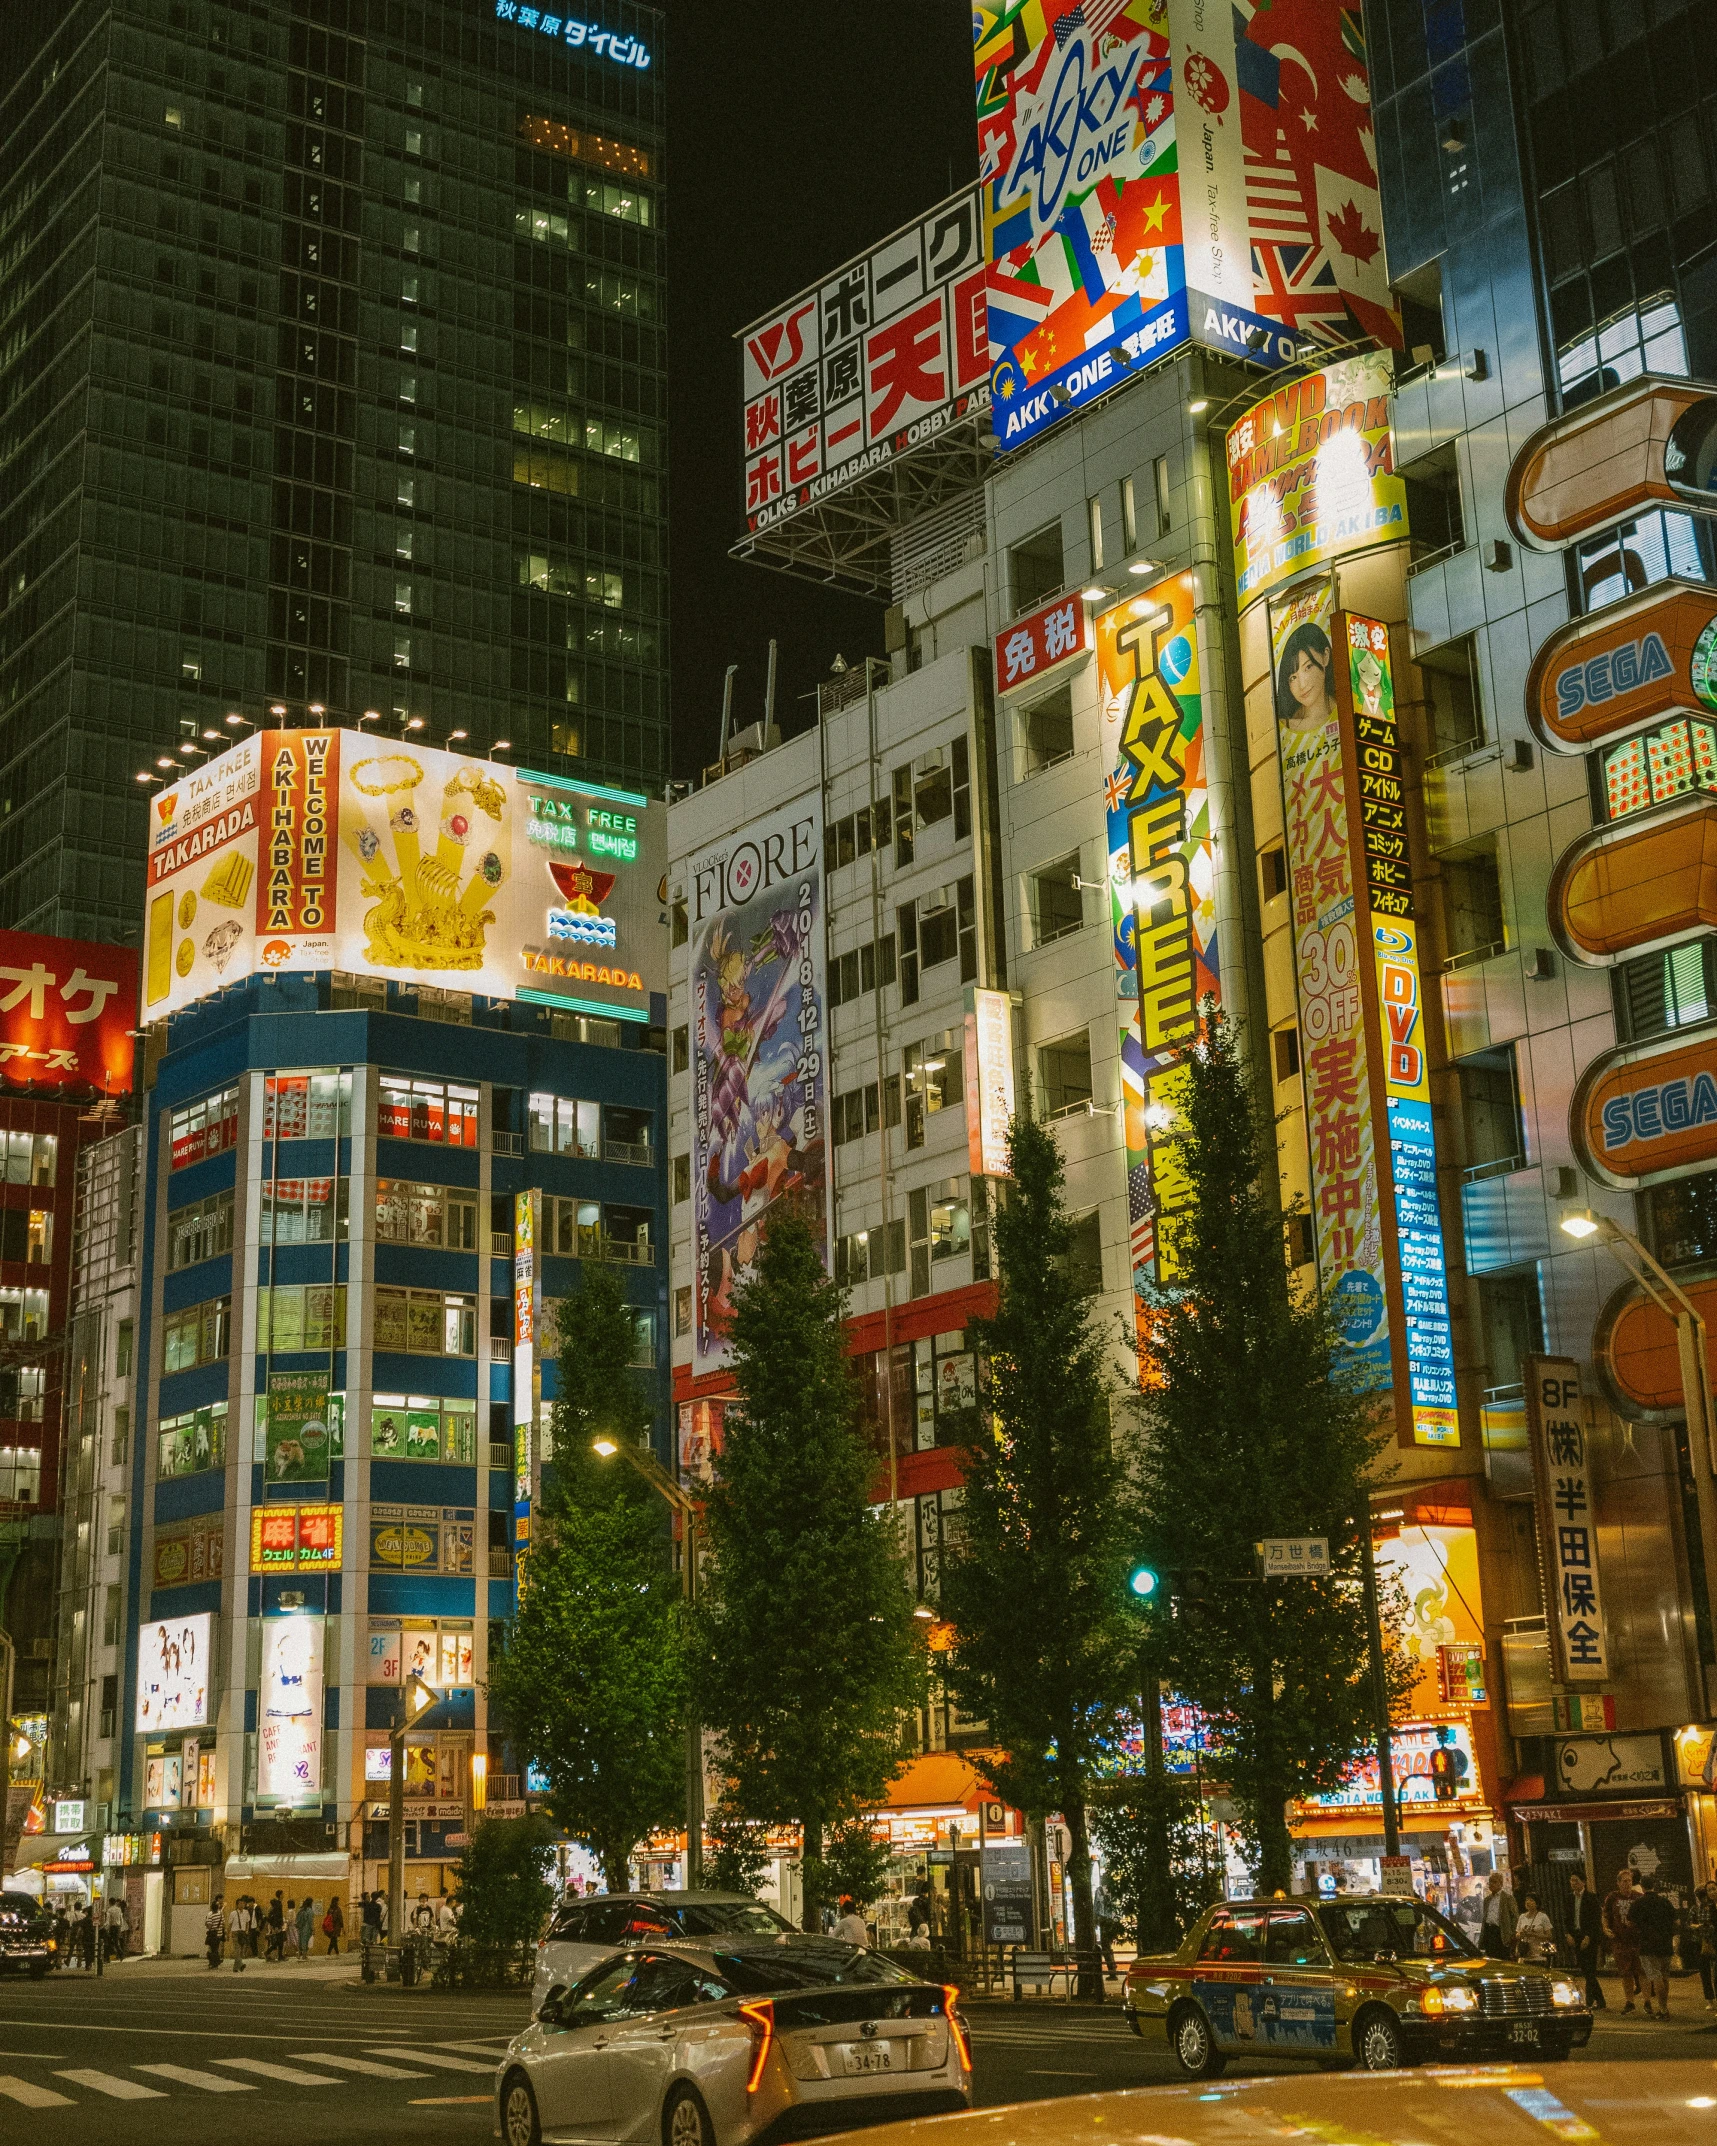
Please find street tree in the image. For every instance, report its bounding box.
[486,1263,686,1890]
[693,1208,922,1930]
[1137,1005,1410,1892]
[939,1112,1143,1989]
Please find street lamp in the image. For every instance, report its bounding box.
[593,1435,702,1885]
[389,1670,440,1951]
[0,1629,13,1883]
[1558,1204,1717,1656]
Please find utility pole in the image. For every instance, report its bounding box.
[0,1628,13,1884]
[1358,1513,1400,1859]
[388,1673,439,1965]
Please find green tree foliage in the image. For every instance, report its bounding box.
[704,1807,775,1899]
[456,1813,557,1954]
[486,1264,686,1890]
[939,1113,1142,1985]
[694,1210,923,1929]
[1089,1776,1221,1949]
[1137,1007,1411,1892]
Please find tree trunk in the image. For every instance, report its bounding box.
[1064,1798,1104,2001]
[801,1815,823,1933]
[604,1847,633,1893]
[1254,1787,1293,1897]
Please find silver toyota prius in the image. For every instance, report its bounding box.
[495,1938,973,2146]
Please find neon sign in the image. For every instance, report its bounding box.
[493,1,651,68]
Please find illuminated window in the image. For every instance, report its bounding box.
[580,178,652,226]
[374,1287,476,1356]
[25,1210,49,1264]
[256,1284,346,1352]
[170,1085,239,1169]
[263,1069,351,1138]
[158,1403,227,1479]
[368,1393,477,1463]
[377,1074,479,1147]
[375,1180,479,1250]
[168,1189,234,1269]
[2,1131,55,1185]
[259,1176,347,1245]
[162,1297,231,1373]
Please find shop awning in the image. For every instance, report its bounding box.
[9,1833,96,1873]
[1292,1813,1488,1842]
[223,1852,349,1883]
[875,1752,1001,1814]
[1511,1798,1681,1824]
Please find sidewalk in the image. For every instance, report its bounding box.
[58,1951,364,1981]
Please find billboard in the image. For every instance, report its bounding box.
[143,729,663,1024]
[1529,581,1717,750]
[136,1612,212,1732]
[249,1503,342,1572]
[0,930,136,1095]
[976,0,1398,452]
[1574,1026,1717,1189]
[1100,572,1221,1371]
[965,987,1016,1179]
[1227,352,1406,606]
[1272,579,1389,1388]
[688,797,831,1373]
[513,1187,539,1597]
[1525,1358,1610,1685]
[257,1613,324,1803]
[739,188,990,539]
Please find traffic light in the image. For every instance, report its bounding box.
[1128,1564,1160,1600]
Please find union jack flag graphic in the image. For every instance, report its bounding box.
[1105,767,1133,813]
[1245,135,1347,343]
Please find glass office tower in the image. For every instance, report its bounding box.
[0,0,666,941]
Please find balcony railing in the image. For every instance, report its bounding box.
[604,1138,654,1168]
[488,1441,512,1471]
[492,1129,524,1157]
[488,1549,512,1578]
[491,1231,513,1256]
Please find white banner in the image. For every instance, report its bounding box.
[258,1614,324,1803]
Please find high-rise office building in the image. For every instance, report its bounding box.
[0,0,666,943]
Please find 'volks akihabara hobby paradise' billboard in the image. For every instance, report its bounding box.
[976,0,1399,450]
[688,798,831,1375]
[143,730,664,1023]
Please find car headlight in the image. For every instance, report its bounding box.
[1442,1985,1478,2012]
[1551,1979,1583,2009]
[1417,1984,1478,2016]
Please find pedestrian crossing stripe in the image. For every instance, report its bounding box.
[0,2078,74,2107]
[136,2064,255,2092]
[209,2058,340,2086]
[286,2052,433,2078]
[432,2041,513,2056]
[368,2047,496,2073]
[52,2069,167,2099]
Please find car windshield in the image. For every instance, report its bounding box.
[1318,1898,1482,1963]
[675,1901,792,1937]
[711,1944,917,1993]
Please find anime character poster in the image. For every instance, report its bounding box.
[1271,578,1389,1390]
[688,797,830,1373]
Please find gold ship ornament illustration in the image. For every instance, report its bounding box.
[343,755,509,971]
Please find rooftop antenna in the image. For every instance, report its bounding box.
[764,638,778,736]
[718,663,738,761]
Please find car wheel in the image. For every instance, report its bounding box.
[1354,2010,1407,2072]
[501,2071,542,2146]
[664,2083,715,2146]
[1169,2004,1227,2079]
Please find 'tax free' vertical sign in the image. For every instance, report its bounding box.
[1525,1356,1610,1683]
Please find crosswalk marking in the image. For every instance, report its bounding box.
[209,2057,340,2086]
[433,2041,512,2056]
[286,2051,433,2078]
[52,2069,167,2100]
[136,2064,256,2093]
[368,2047,495,2074]
[0,2077,74,2108]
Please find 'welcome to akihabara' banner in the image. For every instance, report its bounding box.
[688,798,831,1374]
[976,0,1399,452]
[1099,571,1221,1377]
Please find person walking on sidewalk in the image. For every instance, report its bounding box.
[228,1896,250,1971]
[205,1899,225,1970]
[323,1895,344,1954]
[1481,1871,1517,1959]
[265,1892,285,1962]
[1566,1872,1606,2008]
[295,1894,316,1960]
[1604,1867,1644,2012]
[1633,1873,1677,2019]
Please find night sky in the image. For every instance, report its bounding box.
[0,1,979,784]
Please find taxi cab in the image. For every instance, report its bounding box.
[1124,1893,1593,2075]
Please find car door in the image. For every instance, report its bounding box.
[1260,1907,1339,2055]
[531,1955,647,2143]
[1190,1909,1267,2050]
[603,1957,733,2144]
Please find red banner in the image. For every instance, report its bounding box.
[256,731,338,938]
[994,592,1090,695]
[0,929,136,1094]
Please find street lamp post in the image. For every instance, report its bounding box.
[1560,1206,1717,1663]
[0,1629,13,1883]
[593,1436,702,1886]
[389,1671,440,1956]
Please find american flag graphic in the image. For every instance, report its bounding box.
[1053,0,1136,46]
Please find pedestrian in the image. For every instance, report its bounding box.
[1480,1871,1517,1960]
[434,1892,456,1935]
[283,1897,299,1959]
[1094,1872,1119,1977]
[1695,1882,1717,2011]
[1603,1866,1644,2013]
[323,1894,344,1954]
[1515,1892,1555,1963]
[104,1894,127,1963]
[266,1891,286,1962]
[205,1898,225,1970]
[51,1905,71,1968]
[1633,1873,1677,2019]
[228,1895,250,1972]
[832,1896,869,1948]
[296,1894,316,1960]
[1566,1872,1606,2009]
[78,1904,96,1971]
[412,1891,435,1935]
[361,1890,383,1946]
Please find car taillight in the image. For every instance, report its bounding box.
[943,1987,971,2072]
[737,1999,774,2092]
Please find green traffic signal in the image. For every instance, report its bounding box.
[1128,1564,1160,1600]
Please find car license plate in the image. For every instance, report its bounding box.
[845,2046,893,2075]
[1510,2021,1540,2046]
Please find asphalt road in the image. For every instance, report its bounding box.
[2,1965,1715,2143]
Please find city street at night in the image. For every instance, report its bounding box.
[3,1962,1717,2145]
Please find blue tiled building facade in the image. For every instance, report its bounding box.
[124,971,666,1922]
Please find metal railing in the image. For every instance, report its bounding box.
[603,1138,653,1168]
[491,1130,524,1157]
[1443,936,1507,973]
[491,1231,513,1255]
